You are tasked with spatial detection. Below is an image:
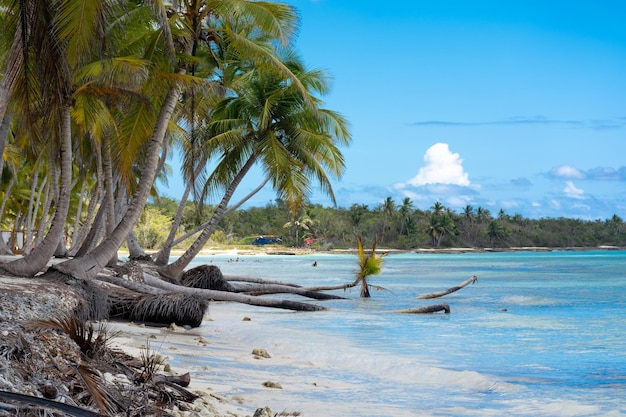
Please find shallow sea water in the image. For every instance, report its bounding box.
[163,250,626,417]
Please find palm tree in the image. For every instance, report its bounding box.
[158,50,350,280]
[460,204,475,242]
[476,206,492,223]
[431,201,445,217]
[283,210,315,246]
[51,0,189,279]
[154,1,296,266]
[52,1,299,280]
[427,214,457,247]
[378,197,396,243]
[1,0,106,276]
[355,236,385,298]
[398,197,414,236]
[487,220,510,247]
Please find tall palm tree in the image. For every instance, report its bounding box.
[398,197,414,236]
[158,50,350,280]
[378,196,396,243]
[427,214,457,247]
[431,201,445,217]
[487,220,510,247]
[476,206,492,223]
[1,0,106,276]
[283,210,315,246]
[54,1,300,279]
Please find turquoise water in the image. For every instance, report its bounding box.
[168,250,626,416]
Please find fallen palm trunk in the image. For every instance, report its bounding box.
[416,275,478,299]
[304,281,359,292]
[231,282,347,300]
[225,275,302,287]
[143,273,327,312]
[96,273,167,295]
[182,265,342,300]
[395,304,450,314]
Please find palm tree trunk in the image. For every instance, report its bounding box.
[23,162,42,253]
[73,200,106,257]
[0,111,12,175]
[34,164,55,248]
[0,23,25,127]
[158,156,257,281]
[153,181,192,266]
[3,102,73,276]
[54,85,182,279]
[101,134,118,266]
[68,178,87,251]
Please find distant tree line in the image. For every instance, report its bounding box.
[139,196,626,250]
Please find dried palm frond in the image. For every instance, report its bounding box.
[128,293,208,328]
[180,265,234,291]
[74,364,124,415]
[28,314,117,360]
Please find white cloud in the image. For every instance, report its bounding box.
[564,180,585,199]
[407,143,470,186]
[551,165,585,180]
[500,200,519,209]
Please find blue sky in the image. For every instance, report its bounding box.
[164,1,626,220]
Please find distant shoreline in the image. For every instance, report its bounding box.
[159,245,625,257]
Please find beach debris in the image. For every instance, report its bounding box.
[262,381,283,389]
[243,316,252,321]
[254,406,275,417]
[416,275,478,299]
[195,336,210,346]
[252,348,271,359]
[394,304,451,314]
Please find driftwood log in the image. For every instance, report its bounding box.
[194,267,346,299]
[143,272,327,312]
[395,304,451,314]
[416,276,478,299]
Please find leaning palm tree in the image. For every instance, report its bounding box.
[1,0,103,276]
[355,236,385,298]
[158,50,350,281]
[57,0,302,280]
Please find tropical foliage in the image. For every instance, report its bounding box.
[0,0,350,279]
[143,197,626,251]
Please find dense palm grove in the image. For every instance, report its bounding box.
[0,0,349,278]
[144,196,626,250]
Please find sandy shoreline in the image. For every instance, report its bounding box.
[105,319,257,416]
[2,246,625,415]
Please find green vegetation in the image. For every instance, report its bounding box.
[0,0,348,281]
[145,197,626,250]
